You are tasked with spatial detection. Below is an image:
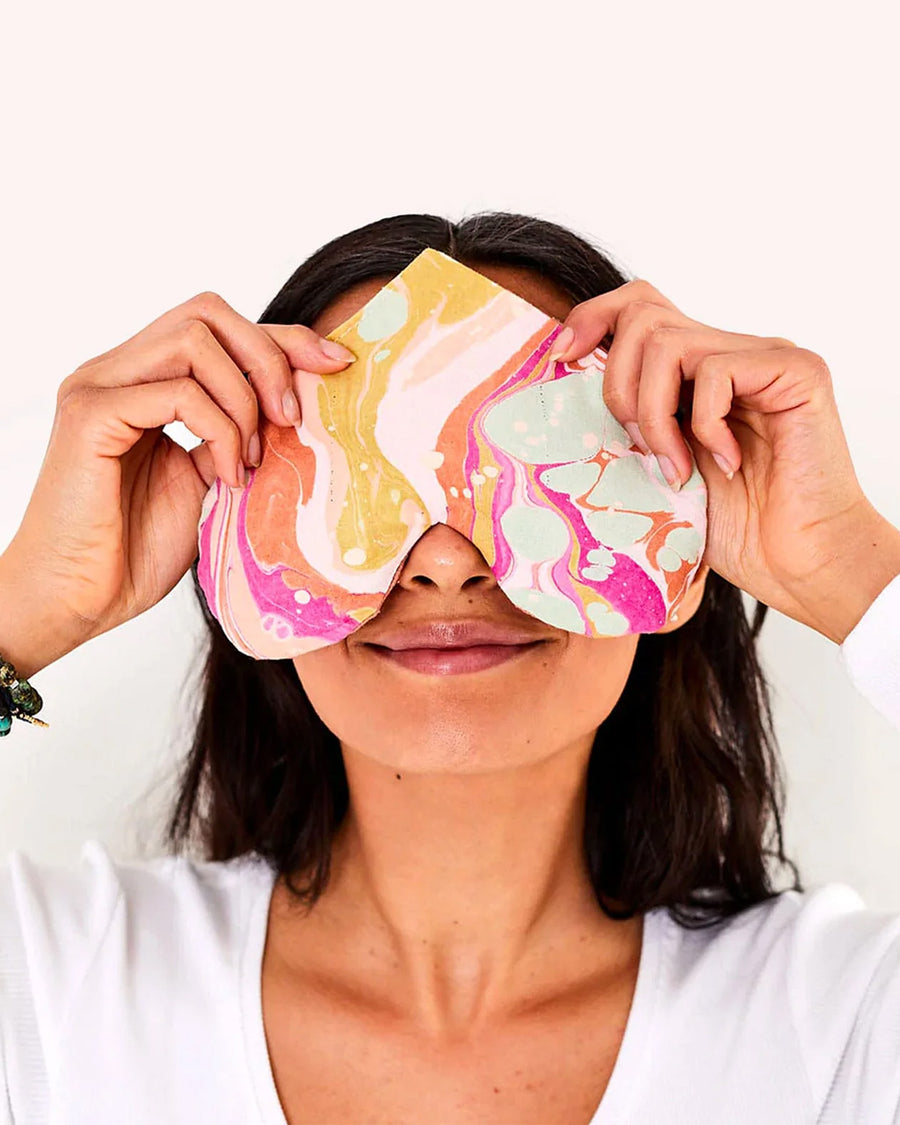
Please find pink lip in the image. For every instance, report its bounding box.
[361,618,550,676]
[369,641,546,676]
[366,619,546,651]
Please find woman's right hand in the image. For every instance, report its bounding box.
[0,292,355,679]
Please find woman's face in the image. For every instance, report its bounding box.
[292,264,705,773]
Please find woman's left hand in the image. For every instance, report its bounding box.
[551,280,900,644]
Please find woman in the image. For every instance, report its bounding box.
[1,212,899,1124]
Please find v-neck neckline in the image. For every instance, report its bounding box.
[239,865,669,1125]
[588,906,667,1122]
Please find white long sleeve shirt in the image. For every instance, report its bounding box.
[2,575,900,1124]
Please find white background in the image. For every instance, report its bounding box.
[1,0,898,909]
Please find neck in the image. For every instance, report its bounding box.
[279,735,642,1037]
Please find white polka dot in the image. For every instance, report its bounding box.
[421,450,444,469]
[359,462,369,472]
[293,589,311,604]
[449,486,459,497]
[471,472,485,485]
[462,488,472,498]
[343,547,367,566]
[483,465,498,477]
[390,489,401,504]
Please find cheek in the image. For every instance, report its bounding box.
[291,645,353,732]
[292,643,442,751]
[550,633,640,728]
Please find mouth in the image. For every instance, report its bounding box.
[364,640,548,676]
[359,618,552,676]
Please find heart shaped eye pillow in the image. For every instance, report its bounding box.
[197,248,708,658]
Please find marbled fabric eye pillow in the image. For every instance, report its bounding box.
[197,248,708,659]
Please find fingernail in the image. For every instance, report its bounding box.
[319,338,356,364]
[548,326,575,362]
[247,431,261,467]
[235,460,246,488]
[656,454,682,490]
[624,422,651,454]
[713,453,735,480]
[282,388,300,422]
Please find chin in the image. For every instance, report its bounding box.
[322,699,555,775]
[350,735,535,775]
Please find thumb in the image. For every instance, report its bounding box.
[189,441,218,489]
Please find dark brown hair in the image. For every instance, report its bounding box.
[169,212,802,928]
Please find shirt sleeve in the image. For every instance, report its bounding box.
[841,570,900,730]
[0,841,124,1122]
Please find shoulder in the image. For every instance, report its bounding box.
[658,883,900,1117]
[0,842,276,1118]
[0,838,275,963]
[0,840,275,1069]
[667,881,900,987]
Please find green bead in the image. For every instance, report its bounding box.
[0,715,11,736]
[10,679,42,716]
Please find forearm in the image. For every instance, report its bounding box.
[786,511,900,646]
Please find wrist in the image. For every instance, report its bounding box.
[0,550,91,680]
[784,509,900,645]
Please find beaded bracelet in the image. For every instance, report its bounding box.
[0,654,48,736]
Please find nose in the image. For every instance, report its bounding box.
[393,523,497,595]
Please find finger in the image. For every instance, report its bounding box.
[62,377,246,488]
[683,345,827,415]
[600,309,689,454]
[80,292,355,431]
[635,337,690,490]
[637,327,749,488]
[689,365,743,480]
[205,317,354,428]
[65,320,260,467]
[639,342,817,489]
[103,291,356,372]
[260,323,356,369]
[551,279,683,364]
[616,326,793,470]
[259,325,357,430]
